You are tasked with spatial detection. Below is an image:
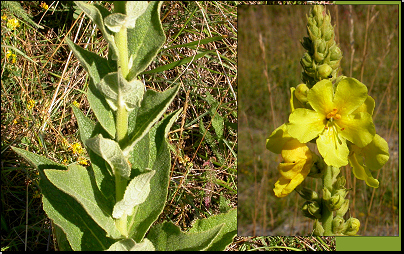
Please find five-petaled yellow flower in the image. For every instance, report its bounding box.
[7,18,20,30]
[287,78,376,168]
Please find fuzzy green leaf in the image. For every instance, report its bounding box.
[126,1,166,80]
[122,84,180,156]
[44,164,121,239]
[147,221,223,251]
[127,109,182,242]
[112,170,155,219]
[96,71,144,111]
[11,147,115,250]
[71,105,95,144]
[65,37,116,138]
[188,208,237,251]
[65,37,112,84]
[86,134,131,179]
[74,1,119,60]
[106,238,155,251]
[104,13,127,33]
[87,81,116,139]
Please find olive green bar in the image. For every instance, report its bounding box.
[336,237,401,251]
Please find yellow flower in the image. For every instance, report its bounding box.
[6,50,16,63]
[273,139,314,198]
[287,78,376,168]
[78,156,88,166]
[70,142,83,155]
[1,14,7,21]
[40,2,49,10]
[72,100,80,108]
[7,18,20,30]
[27,99,36,110]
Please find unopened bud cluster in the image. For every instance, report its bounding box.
[300,176,360,235]
[300,5,342,87]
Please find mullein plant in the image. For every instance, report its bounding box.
[266,5,389,236]
[12,1,235,251]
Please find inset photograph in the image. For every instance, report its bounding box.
[238,3,399,236]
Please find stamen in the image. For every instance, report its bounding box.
[326,108,338,119]
[332,124,343,145]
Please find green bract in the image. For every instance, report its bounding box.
[287,77,376,168]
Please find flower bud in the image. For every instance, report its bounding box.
[301,52,313,68]
[323,14,331,27]
[332,215,346,234]
[313,43,327,62]
[312,5,324,27]
[307,24,320,40]
[334,176,346,189]
[301,37,312,51]
[333,188,347,199]
[313,219,324,236]
[315,39,327,54]
[317,64,333,79]
[336,199,350,217]
[330,45,343,61]
[302,200,322,219]
[299,187,318,201]
[322,25,334,41]
[332,195,344,210]
[328,59,340,70]
[295,83,309,104]
[322,188,332,201]
[343,217,360,236]
[307,153,324,178]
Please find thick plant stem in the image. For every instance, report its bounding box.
[115,26,129,79]
[115,21,129,145]
[321,165,334,235]
[114,19,130,238]
[116,103,128,145]
[115,173,128,237]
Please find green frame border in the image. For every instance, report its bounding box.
[334,0,401,251]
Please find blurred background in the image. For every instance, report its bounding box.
[238,4,399,236]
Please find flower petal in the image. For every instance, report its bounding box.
[307,79,334,115]
[274,162,311,198]
[353,95,375,116]
[349,152,379,188]
[288,108,325,143]
[266,124,293,154]
[337,112,375,147]
[290,87,306,112]
[278,160,307,179]
[281,139,312,162]
[316,128,349,167]
[333,78,369,116]
[361,134,390,171]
